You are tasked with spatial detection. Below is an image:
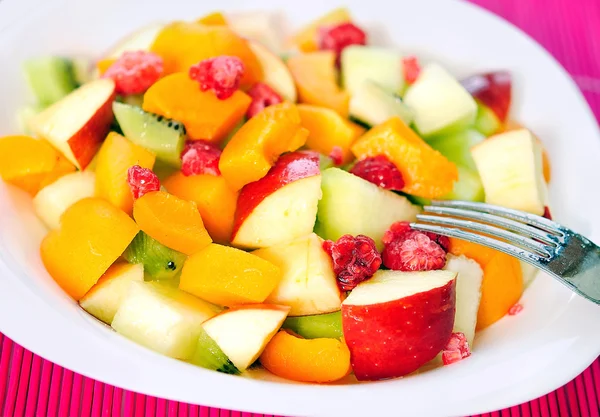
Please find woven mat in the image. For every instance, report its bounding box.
[1,0,600,415]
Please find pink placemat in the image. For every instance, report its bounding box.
[1,0,600,415]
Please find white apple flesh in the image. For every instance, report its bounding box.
[248,40,297,102]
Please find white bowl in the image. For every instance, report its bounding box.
[0,0,599,416]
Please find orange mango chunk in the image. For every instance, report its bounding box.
[448,238,523,330]
[143,72,251,143]
[150,22,262,87]
[180,243,281,306]
[288,8,351,52]
[260,330,351,383]
[351,117,458,198]
[41,197,139,300]
[219,102,308,191]
[287,52,349,117]
[197,12,228,26]
[96,58,116,76]
[0,135,76,196]
[95,132,156,214]
[163,172,238,244]
[133,190,212,255]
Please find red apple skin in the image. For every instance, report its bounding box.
[461,71,511,123]
[232,151,320,239]
[342,279,456,381]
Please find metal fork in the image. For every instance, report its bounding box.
[410,200,600,305]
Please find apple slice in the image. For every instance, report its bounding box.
[31,78,116,170]
[461,71,511,124]
[232,151,322,249]
[202,304,290,371]
[253,233,342,316]
[248,40,296,102]
[342,270,457,380]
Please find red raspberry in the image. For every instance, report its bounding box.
[103,51,163,95]
[318,22,367,65]
[181,141,222,177]
[246,82,283,118]
[382,221,446,271]
[189,56,245,100]
[543,206,552,220]
[323,235,382,291]
[442,332,471,365]
[403,56,421,85]
[383,221,449,252]
[127,165,160,199]
[508,303,523,316]
[328,146,344,166]
[350,156,405,191]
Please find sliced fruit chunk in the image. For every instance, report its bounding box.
[501,120,552,183]
[179,244,281,307]
[403,63,477,137]
[232,151,321,249]
[189,327,240,375]
[24,57,78,106]
[248,40,296,102]
[461,71,511,124]
[473,101,502,137]
[287,52,349,117]
[202,304,290,371]
[282,311,342,339]
[349,81,413,127]
[219,102,308,191]
[342,270,457,380]
[253,233,342,316]
[442,166,485,202]
[260,330,351,383]
[341,46,404,96]
[111,281,219,359]
[288,7,351,52]
[123,231,187,281]
[31,78,116,169]
[113,102,186,166]
[33,171,96,229]
[102,23,164,60]
[79,263,144,324]
[40,198,139,300]
[427,128,485,172]
[316,168,420,250]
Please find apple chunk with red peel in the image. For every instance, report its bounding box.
[232,151,322,249]
[342,270,457,381]
[461,71,512,123]
[31,78,116,170]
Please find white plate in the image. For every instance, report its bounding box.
[0,0,599,416]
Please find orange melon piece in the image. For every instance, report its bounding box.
[287,52,349,117]
[0,135,76,196]
[143,72,251,143]
[197,12,228,26]
[289,8,352,52]
[133,190,212,255]
[179,243,281,306]
[260,330,351,383]
[95,132,156,214]
[41,197,139,300]
[351,117,458,198]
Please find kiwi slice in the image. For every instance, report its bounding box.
[24,57,79,106]
[123,232,187,281]
[283,311,343,339]
[190,327,240,375]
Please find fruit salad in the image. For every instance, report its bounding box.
[0,7,553,383]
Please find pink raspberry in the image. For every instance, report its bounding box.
[323,235,382,291]
[181,141,222,177]
[246,82,283,118]
[318,22,367,65]
[403,56,421,85]
[383,221,450,252]
[508,303,523,316]
[350,156,405,191]
[127,165,160,199]
[189,56,245,100]
[103,51,163,95]
[442,332,471,365]
[328,146,344,166]
[382,222,447,271]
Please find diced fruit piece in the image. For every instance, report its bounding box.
[219,102,308,191]
[122,231,187,281]
[289,7,351,52]
[351,117,458,198]
[316,168,420,250]
[40,198,139,300]
[24,57,78,106]
[143,73,250,143]
[227,11,284,55]
[253,233,342,316]
[403,63,477,137]
[473,101,502,137]
[202,304,290,371]
[442,332,471,365]
[461,71,511,123]
[342,270,457,380]
[112,102,185,167]
[471,129,548,215]
[282,311,342,339]
[318,23,367,64]
[248,41,297,102]
[443,254,483,346]
[341,46,404,96]
[197,12,227,26]
[232,151,321,248]
[349,155,405,191]
[427,128,485,172]
[111,281,219,359]
[150,22,262,86]
[94,132,156,214]
[349,81,413,127]
[31,78,116,169]
[179,244,281,306]
[102,23,164,60]
[0,135,76,196]
[442,166,485,202]
[448,238,523,330]
[501,120,552,183]
[103,51,164,95]
[323,234,381,291]
[189,327,240,375]
[260,330,351,383]
[245,82,283,119]
[79,263,144,324]
[33,171,96,229]
[163,173,238,244]
[287,52,349,117]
